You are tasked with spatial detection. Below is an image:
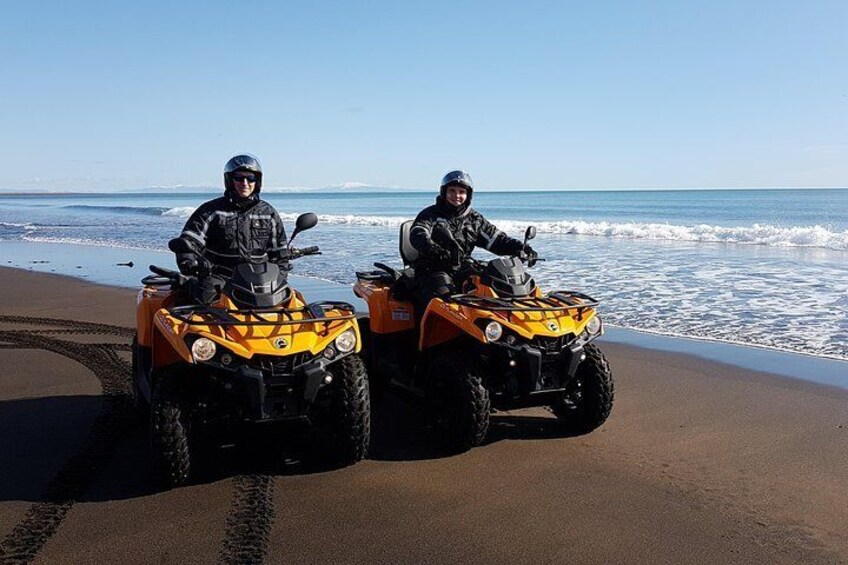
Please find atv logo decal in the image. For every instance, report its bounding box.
[274,337,288,349]
[449,310,465,321]
[155,312,177,335]
[391,310,410,321]
[547,321,558,331]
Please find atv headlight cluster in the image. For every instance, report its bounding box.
[191,337,217,362]
[586,316,602,335]
[334,329,357,354]
[484,321,503,342]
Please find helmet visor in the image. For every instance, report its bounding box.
[441,170,474,190]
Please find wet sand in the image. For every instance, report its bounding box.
[0,266,846,564]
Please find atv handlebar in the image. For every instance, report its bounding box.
[434,223,543,268]
[267,244,321,263]
[290,245,321,258]
[143,265,188,287]
[517,250,543,268]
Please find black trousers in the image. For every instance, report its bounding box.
[412,271,457,319]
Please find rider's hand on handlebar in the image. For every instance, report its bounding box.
[177,255,211,277]
[521,244,538,267]
[286,246,321,259]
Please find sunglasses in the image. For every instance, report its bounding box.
[231,174,257,183]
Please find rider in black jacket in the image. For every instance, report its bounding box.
[170,154,287,302]
[408,170,537,314]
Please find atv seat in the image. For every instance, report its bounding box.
[399,220,420,265]
[391,221,420,300]
[355,221,418,301]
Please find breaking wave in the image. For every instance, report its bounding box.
[20,234,164,251]
[63,205,171,216]
[274,214,847,251]
[42,206,848,251]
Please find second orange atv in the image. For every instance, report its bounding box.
[354,221,613,453]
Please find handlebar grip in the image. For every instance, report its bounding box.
[141,275,173,286]
[300,246,320,255]
[149,264,178,277]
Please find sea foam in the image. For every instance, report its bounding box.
[273,214,848,251]
[41,206,848,251]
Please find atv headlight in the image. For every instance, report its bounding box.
[484,321,503,342]
[586,316,602,335]
[191,337,217,362]
[334,329,357,354]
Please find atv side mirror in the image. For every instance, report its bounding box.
[289,212,318,243]
[524,226,537,244]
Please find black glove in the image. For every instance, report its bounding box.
[428,243,452,263]
[176,255,198,275]
[522,244,538,265]
[268,246,291,263]
[176,253,211,277]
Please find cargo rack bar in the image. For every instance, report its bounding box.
[166,300,356,327]
[447,291,599,316]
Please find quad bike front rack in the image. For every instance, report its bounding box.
[166,301,357,328]
[448,291,599,320]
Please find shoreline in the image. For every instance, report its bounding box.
[2,262,844,396]
[2,238,846,390]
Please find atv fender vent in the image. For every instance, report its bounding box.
[531,335,574,356]
[252,352,315,377]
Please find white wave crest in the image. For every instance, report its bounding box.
[498,220,848,250]
[0,221,38,229]
[162,206,197,218]
[150,209,848,251]
[278,213,409,227]
[21,234,167,252]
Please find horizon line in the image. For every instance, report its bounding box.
[2,185,848,195]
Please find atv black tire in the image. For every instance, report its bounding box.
[324,355,371,465]
[550,343,613,434]
[428,352,490,453]
[150,375,192,488]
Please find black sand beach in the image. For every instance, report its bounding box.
[1,266,847,564]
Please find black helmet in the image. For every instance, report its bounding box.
[224,154,263,194]
[440,170,474,191]
[438,169,474,214]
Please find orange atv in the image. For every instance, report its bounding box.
[354,221,612,453]
[133,213,370,488]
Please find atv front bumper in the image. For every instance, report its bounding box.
[485,332,598,407]
[231,359,332,421]
[199,355,341,423]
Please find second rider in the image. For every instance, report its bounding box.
[409,170,537,315]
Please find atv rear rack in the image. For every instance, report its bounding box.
[166,301,357,327]
[447,291,599,318]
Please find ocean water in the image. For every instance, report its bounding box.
[1,189,846,361]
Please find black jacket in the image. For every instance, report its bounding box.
[175,194,286,274]
[409,197,523,273]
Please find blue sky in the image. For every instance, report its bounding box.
[1,1,846,191]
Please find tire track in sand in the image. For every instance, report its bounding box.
[0,317,132,564]
[218,475,275,565]
[0,316,277,565]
